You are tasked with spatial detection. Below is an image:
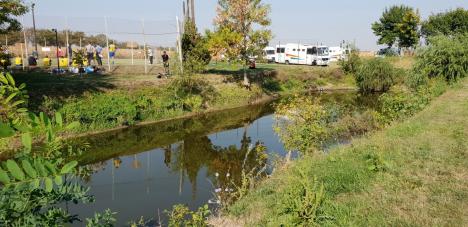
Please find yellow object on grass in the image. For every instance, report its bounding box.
[43,57,51,67]
[15,57,22,66]
[59,58,68,67]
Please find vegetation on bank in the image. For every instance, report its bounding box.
[218,31,467,227]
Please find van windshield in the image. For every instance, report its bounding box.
[318,47,329,56]
[266,50,275,55]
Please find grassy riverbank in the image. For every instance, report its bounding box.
[12,63,354,135]
[217,78,468,226]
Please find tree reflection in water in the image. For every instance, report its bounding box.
[167,125,268,203]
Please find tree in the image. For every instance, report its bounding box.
[421,8,468,38]
[181,20,211,74]
[213,0,272,86]
[372,5,420,49]
[0,0,28,34]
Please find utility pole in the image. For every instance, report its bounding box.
[31,3,38,56]
[190,0,195,24]
[52,29,59,71]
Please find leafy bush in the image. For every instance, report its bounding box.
[182,20,212,74]
[339,49,361,74]
[165,204,210,227]
[355,58,400,93]
[412,34,468,84]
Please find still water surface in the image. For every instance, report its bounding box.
[70,91,377,225]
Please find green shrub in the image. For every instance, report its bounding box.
[413,34,468,84]
[339,49,361,74]
[355,58,400,93]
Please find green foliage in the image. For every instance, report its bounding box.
[0,158,77,191]
[339,49,361,74]
[72,48,87,68]
[378,79,447,123]
[170,75,218,110]
[421,8,468,38]
[365,152,389,172]
[0,0,28,34]
[372,5,420,48]
[0,48,12,70]
[277,172,328,226]
[85,209,117,227]
[165,204,210,227]
[182,20,212,74]
[354,58,400,93]
[0,72,29,125]
[275,96,329,153]
[412,34,468,84]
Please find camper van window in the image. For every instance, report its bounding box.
[302,49,305,52]
[266,50,275,55]
[307,47,318,55]
[293,49,296,51]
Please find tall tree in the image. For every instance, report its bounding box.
[372,5,420,49]
[0,0,28,34]
[421,8,468,38]
[181,20,211,74]
[214,0,272,86]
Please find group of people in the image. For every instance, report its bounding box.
[84,43,111,66]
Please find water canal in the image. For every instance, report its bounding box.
[70,91,378,225]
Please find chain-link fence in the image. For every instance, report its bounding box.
[2,15,183,73]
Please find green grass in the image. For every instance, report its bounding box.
[223,78,468,226]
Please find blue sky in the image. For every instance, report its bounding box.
[24,0,468,50]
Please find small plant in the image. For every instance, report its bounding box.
[339,49,361,74]
[366,152,389,172]
[85,209,117,227]
[279,171,329,225]
[165,204,210,227]
[354,58,399,93]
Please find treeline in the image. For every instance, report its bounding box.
[3,28,127,48]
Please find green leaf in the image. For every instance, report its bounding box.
[21,133,32,152]
[0,122,15,138]
[60,161,78,174]
[6,160,25,181]
[54,175,63,185]
[0,167,11,184]
[5,93,17,103]
[34,160,48,177]
[55,112,63,128]
[11,100,25,107]
[6,73,15,86]
[21,160,37,178]
[44,161,57,174]
[14,123,30,133]
[44,177,53,192]
[31,179,40,189]
[65,121,80,130]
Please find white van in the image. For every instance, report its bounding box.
[329,46,343,62]
[263,47,276,63]
[276,43,330,66]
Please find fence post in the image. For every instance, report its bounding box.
[21,16,28,70]
[104,17,111,72]
[66,17,70,65]
[142,19,148,74]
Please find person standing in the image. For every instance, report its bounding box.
[162,51,169,75]
[85,43,94,66]
[148,47,154,65]
[95,44,103,66]
[109,42,116,65]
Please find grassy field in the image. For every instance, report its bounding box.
[217,78,468,226]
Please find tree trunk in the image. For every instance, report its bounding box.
[242,63,250,87]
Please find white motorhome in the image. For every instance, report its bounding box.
[276,43,330,66]
[263,47,276,63]
[329,46,344,62]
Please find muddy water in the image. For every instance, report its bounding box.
[69,91,378,225]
